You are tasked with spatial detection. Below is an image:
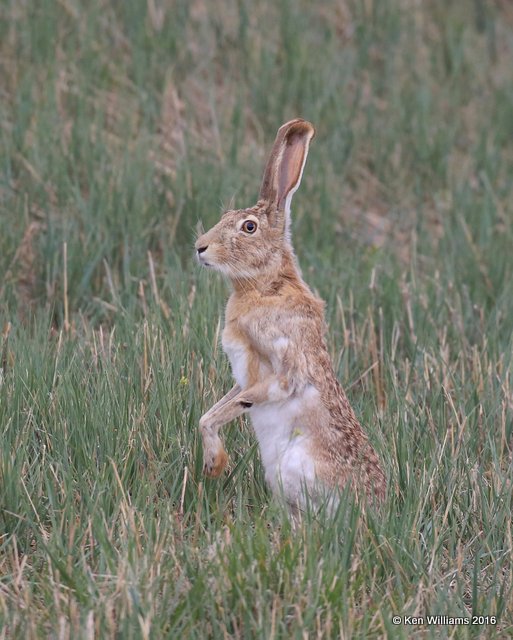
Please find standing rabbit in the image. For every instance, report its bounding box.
[195,119,386,513]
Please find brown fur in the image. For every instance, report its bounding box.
[196,119,386,507]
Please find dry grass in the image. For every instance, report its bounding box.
[1,0,513,637]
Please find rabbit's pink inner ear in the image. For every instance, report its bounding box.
[276,128,312,213]
[259,119,315,211]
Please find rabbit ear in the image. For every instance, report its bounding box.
[259,119,315,225]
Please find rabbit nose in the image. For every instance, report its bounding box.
[197,245,208,254]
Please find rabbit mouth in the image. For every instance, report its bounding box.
[196,252,213,268]
[198,256,214,268]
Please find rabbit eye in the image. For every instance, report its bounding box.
[242,220,257,234]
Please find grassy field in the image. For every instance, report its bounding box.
[1,0,513,637]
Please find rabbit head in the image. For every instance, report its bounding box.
[195,119,315,281]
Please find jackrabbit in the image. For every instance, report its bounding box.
[195,119,386,512]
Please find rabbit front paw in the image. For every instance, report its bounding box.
[203,446,228,478]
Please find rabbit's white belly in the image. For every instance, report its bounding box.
[222,331,319,503]
[222,336,249,388]
[250,384,319,503]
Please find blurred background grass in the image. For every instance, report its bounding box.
[1,0,513,637]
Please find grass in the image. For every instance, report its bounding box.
[1,0,513,637]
